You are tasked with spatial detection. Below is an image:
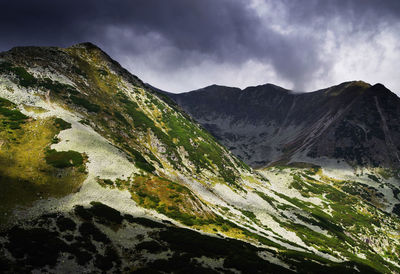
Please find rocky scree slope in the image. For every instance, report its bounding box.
[166,82,400,169]
[165,81,400,266]
[0,43,398,273]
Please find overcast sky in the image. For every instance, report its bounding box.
[1,0,400,94]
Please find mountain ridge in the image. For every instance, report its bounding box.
[166,81,400,169]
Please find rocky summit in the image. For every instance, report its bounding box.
[0,43,399,273]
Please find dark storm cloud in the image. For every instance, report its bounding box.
[279,0,400,25]
[0,0,258,55]
[0,0,399,92]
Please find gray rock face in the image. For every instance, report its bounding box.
[165,82,400,168]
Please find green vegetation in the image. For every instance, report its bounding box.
[70,95,101,113]
[273,191,393,272]
[0,62,37,87]
[115,92,181,169]
[162,108,240,187]
[39,78,79,95]
[117,93,153,131]
[0,97,14,107]
[47,48,247,193]
[0,106,28,129]
[0,97,28,129]
[0,107,28,122]
[134,160,155,173]
[0,62,82,98]
[114,90,243,187]
[45,149,84,168]
[23,105,48,114]
[113,111,129,127]
[97,175,237,230]
[340,181,383,205]
[0,61,13,72]
[54,118,71,130]
[11,67,37,87]
[128,176,213,225]
[264,167,400,273]
[0,116,87,223]
[98,69,108,76]
[71,65,87,78]
[255,191,277,208]
[241,210,258,223]
[124,146,156,173]
[375,168,394,180]
[368,174,381,183]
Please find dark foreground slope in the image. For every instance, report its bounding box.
[167,82,400,169]
[1,202,381,273]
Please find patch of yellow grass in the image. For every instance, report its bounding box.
[22,104,49,114]
[317,169,343,184]
[0,117,87,223]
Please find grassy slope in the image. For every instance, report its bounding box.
[0,97,86,223]
[259,165,400,272]
[0,45,254,236]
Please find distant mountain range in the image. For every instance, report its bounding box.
[165,82,400,169]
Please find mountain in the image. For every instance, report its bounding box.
[0,43,399,273]
[166,82,400,169]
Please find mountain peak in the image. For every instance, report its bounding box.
[187,84,241,95]
[345,80,371,90]
[369,82,392,93]
[68,42,112,60]
[69,42,103,51]
[318,80,371,97]
[372,83,386,89]
[205,84,241,90]
[244,83,292,95]
[364,82,400,101]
